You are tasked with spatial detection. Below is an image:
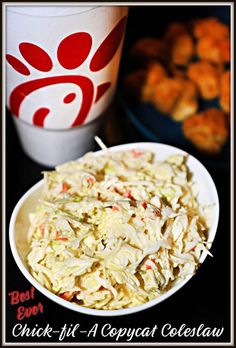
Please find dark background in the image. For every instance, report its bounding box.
[5,5,231,344]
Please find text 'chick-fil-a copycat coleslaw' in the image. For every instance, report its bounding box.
[11,322,224,341]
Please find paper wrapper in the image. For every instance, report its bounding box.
[6,6,128,130]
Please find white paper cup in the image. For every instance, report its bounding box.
[6,5,128,165]
[12,113,106,167]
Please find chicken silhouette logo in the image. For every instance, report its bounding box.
[6,16,127,129]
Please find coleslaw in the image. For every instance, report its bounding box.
[26,149,212,310]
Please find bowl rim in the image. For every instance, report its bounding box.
[9,142,219,316]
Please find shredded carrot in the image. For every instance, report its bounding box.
[131,149,142,157]
[61,182,69,192]
[141,201,147,209]
[39,225,45,237]
[124,191,135,200]
[86,176,96,184]
[112,206,119,211]
[146,264,152,270]
[59,291,78,301]
[154,208,161,217]
[56,231,68,241]
[59,291,73,301]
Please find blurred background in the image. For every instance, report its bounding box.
[108,5,230,169]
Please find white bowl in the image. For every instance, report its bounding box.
[9,142,219,316]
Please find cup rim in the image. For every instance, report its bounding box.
[6,5,100,18]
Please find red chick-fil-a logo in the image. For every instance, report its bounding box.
[8,286,43,321]
[6,16,127,129]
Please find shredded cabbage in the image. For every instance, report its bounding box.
[27,149,212,310]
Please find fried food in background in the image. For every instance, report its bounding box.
[196,36,230,64]
[164,22,194,65]
[192,17,229,40]
[124,63,198,120]
[220,70,230,113]
[142,74,198,120]
[124,17,230,154]
[141,62,167,101]
[170,33,195,65]
[187,61,220,99]
[171,79,198,121]
[183,109,229,154]
[193,17,230,64]
[149,78,183,113]
[128,37,167,64]
[124,63,167,101]
[164,22,188,41]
